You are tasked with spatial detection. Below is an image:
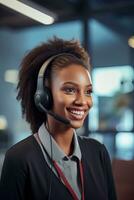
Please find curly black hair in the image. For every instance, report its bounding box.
[16,37,90,133]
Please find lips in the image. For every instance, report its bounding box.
[67,108,86,120]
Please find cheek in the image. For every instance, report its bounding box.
[87,97,93,109]
[52,93,71,107]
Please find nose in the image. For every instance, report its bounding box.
[74,94,86,106]
[74,92,92,107]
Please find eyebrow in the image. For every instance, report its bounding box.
[62,81,92,87]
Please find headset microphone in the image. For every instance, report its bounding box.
[39,102,70,125]
[34,53,72,125]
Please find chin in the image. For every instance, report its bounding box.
[70,120,84,129]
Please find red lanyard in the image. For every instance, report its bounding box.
[53,160,85,200]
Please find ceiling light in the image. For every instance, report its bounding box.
[0,0,55,25]
[0,116,8,130]
[128,36,134,48]
[4,69,18,84]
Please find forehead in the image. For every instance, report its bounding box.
[52,64,92,85]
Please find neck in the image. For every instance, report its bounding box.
[53,131,74,156]
[46,119,74,156]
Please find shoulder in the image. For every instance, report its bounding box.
[78,135,104,150]
[5,135,39,164]
[0,135,41,192]
[78,136,111,166]
[78,135,109,158]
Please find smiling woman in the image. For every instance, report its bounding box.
[0,37,117,200]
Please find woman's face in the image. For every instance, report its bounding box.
[50,64,93,129]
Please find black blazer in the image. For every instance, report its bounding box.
[0,135,117,200]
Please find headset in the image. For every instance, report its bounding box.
[34,53,74,125]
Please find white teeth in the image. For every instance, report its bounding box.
[69,110,84,115]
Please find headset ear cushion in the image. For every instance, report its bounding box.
[34,86,53,111]
[41,87,53,110]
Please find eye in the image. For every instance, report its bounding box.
[85,89,93,96]
[63,87,76,94]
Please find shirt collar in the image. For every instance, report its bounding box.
[38,123,81,162]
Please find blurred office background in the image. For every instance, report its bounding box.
[0,0,134,199]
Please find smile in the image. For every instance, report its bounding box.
[67,109,86,120]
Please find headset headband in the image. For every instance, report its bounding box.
[38,53,76,79]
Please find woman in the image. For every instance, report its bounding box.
[0,37,117,200]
